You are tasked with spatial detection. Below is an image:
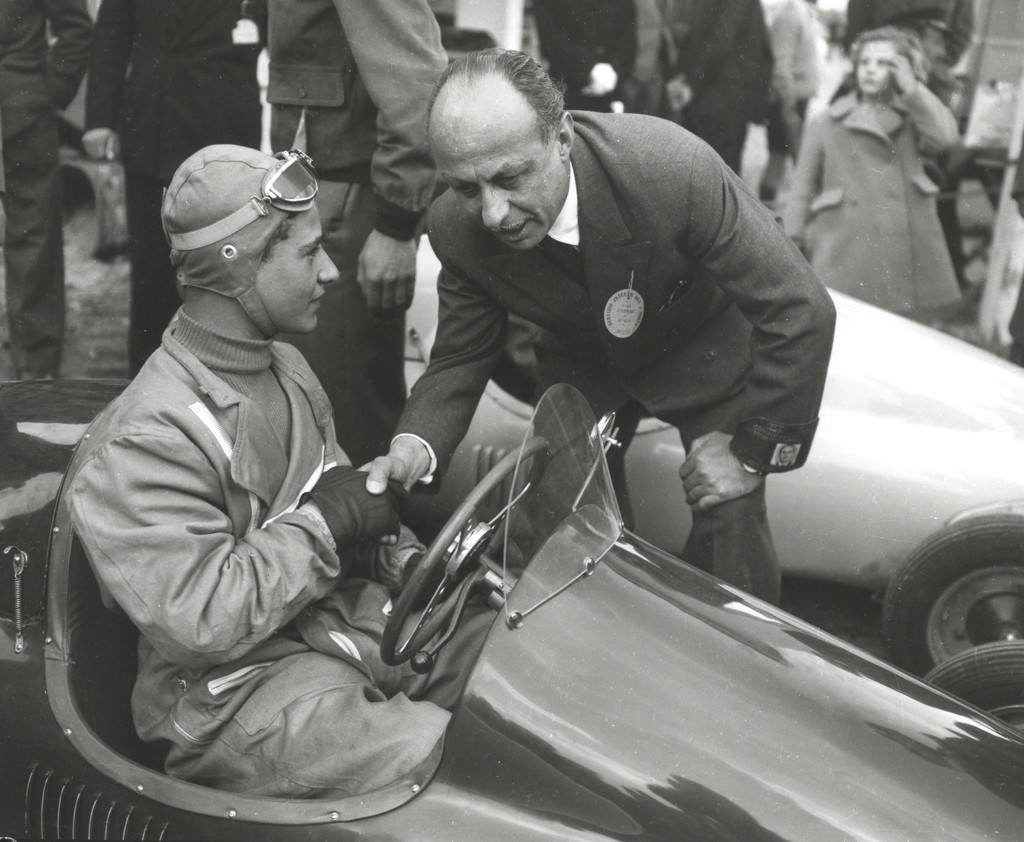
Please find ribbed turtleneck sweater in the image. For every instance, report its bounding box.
[172,310,292,453]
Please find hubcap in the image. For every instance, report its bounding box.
[927,568,1024,664]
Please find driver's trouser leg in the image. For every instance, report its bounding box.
[163,650,449,799]
[682,481,781,604]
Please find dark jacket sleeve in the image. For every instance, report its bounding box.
[43,0,93,109]
[396,219,509,472]
[678,140,836,471]
[84,0,133,130]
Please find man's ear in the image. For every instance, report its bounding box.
[557,111,575,162]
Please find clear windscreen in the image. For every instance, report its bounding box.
[500,384,622,583]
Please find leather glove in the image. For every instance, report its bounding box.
[305,465,403,545]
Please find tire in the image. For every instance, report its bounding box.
[882,514,1024,675]
[924,641,1024,732]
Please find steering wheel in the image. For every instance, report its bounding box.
[380,435,548,669]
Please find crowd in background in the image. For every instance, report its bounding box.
[530,0,990,325]
[0,0,1019,396]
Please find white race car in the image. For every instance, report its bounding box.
[406,242,1024,676]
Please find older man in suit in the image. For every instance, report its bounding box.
[366,49,836,604]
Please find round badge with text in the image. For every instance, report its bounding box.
[604,288,645,338]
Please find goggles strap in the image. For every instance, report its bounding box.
[167,198,266,251]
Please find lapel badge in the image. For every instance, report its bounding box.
[604,270,645,339]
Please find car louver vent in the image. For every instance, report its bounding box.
[23,764,169,840]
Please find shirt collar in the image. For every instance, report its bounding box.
[546,163,580,247]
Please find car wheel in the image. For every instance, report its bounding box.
[882,514,1024,675]
[924,641,1024,732]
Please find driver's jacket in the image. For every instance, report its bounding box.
[67,320,448,797]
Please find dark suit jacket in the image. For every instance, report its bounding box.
[533,1,637,110]
[676,0,773,124]
[85,0,262,180]
[0,0,92,138]
[401,111,836,475]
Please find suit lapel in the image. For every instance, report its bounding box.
[572,134,653,331]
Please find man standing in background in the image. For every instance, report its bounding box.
[0,0,92,379]
[533,1,638,112]
[757,0,821,204]
[83,0,264,375]
[661,0,775,174]
[266,1,447,468]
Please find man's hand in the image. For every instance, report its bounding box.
[678,431,763,513]
[665,74,693,115]
[363,436,432,495]
[357,230,416,313]
[82,127,120,161]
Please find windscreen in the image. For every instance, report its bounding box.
[500,384,622,588]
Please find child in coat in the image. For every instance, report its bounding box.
[784,26,961,319]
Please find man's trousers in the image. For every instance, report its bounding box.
[2,107,64,377]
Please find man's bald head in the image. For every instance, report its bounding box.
[425,49,574,250]
[428,49,565,145]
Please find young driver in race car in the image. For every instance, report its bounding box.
[68,145,486,799]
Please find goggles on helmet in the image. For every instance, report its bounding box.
[166,150,318,252]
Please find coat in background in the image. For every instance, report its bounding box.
[86,0,262,181]
[784,88,961,314]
